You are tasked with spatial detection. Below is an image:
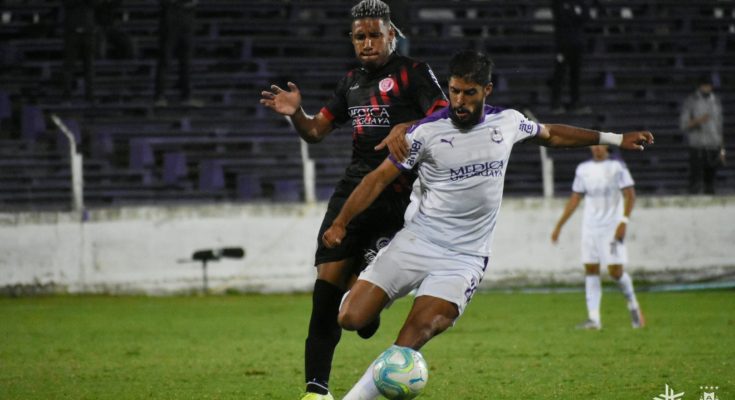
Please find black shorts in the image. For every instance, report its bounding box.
[315,178,409,272]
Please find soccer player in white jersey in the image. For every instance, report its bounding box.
[322,50,654,399]
[551,145,645,330]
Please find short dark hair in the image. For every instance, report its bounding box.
[351,0,391,22]
[449,50,494,86]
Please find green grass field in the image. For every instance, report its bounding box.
[1,290,732,399]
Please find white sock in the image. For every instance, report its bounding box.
[616,272,639,310]
[342,359,380,400]
[585,275,601,323]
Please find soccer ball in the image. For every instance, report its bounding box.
[372,346,428,399]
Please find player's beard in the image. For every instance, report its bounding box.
[450,105,483,130]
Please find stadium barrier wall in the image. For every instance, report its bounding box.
[1,196,733,295]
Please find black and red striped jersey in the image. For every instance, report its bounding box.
[321,53,448,188]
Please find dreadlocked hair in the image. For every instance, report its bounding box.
[350,0,405,40]
[350,0,391,22]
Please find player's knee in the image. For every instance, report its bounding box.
[337,308,364,331]
[608,265,623,279]
[584,264,600,275]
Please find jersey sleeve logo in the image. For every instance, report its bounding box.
[405,140,422,167]
[490,128,504,143]
[379,77,395,93]
[518,118,537,136]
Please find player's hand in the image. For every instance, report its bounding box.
[375,122,411,161]
[260,82,301,116]
[614,222,627,242]
[551,226,561,244]
[620,131,654,151]
[322,224,346,248]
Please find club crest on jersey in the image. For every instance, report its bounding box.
[364,236,392,264]
[375,237,391,250]
[490,128,503,143]
[379,77,395,93]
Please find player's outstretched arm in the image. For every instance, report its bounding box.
[322,159,402,248]
[375,121,415,162]
[535,124,654,150]
[260,81,333,143]
[551,192,582,244]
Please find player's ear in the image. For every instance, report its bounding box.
[387,25,396,41]
[484,82,494,97]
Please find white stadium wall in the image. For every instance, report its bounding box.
[1,196,734,295]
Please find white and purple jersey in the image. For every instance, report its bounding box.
[572,158,634,231]
[389,105,540,256]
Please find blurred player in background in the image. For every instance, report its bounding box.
[679,75,726,194]
[259,1,447,398]
[551,145,645,330]
[322,50,654,399]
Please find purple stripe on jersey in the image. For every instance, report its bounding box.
[407,107,450,134]
[406,104,505,133]
[388,154,410,171]
[479,104,504,123]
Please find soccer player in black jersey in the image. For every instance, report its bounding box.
[260,1,447,399]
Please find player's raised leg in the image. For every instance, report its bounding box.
[343,295,456,400]
[608,264,645,328]
[338,279,390,332]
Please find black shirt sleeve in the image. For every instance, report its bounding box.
[321,72,352,126]
[408,62,448,116]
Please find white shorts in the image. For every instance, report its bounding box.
[358,229,488,317]
[581,226,628,267]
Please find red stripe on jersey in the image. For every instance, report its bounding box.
[320,107,335,121]
[425,99,448,116]
[380,88,390,104]
[400,67,409,92]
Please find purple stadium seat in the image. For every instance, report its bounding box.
[236,174,261,199]
[273,179,301,202]
[316,185,334,201]
[129,139,154,169]
[604,71,616,89]
[199,160,224,191]
[163,151,188,185]
[21,105,46,142]
[91,130,113,158]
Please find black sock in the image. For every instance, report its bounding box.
[305,279,344,394]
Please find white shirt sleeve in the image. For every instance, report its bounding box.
[510,109,541,143]
[572,165,586,193]
[617,161,635,188]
